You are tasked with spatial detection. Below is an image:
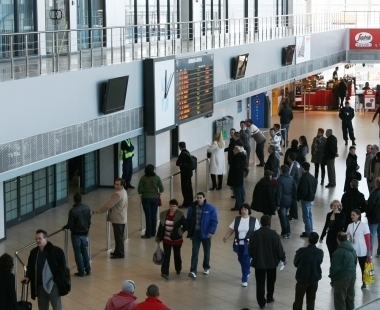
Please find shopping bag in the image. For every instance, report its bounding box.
[153,242,165,265]
[363,259,375,285]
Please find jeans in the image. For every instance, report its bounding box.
[255,268,277,307]
[112,223,125,256]
[255,141,265,164]
[161,243,182,275]
[180,174,193,207]
[37,284,62,310]
[333,276,356,310]
[326,159,336,186]
[342,121,355,141]
[71,235,91,274]
[293,282,318,310]
[301,200,313,235]
[190,230,211,274]
[236,245,251,282]
[278,205,291,235]
[369,223,380,255]
[233,186,246,210]
[281,123,290,145]
[122,158,133,185]
[142,198,159,238]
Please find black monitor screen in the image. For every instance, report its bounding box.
[232,53,249,79]
[102,76,129,114]
[282,45,295,66]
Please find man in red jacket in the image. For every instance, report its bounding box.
[135,284,169,310]
[105,280,138,310]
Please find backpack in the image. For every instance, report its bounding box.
[184,151,197,171]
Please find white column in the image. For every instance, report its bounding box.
[0,182,5,240]
[69,0,78,52]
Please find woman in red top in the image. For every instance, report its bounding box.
[155,199,188,280]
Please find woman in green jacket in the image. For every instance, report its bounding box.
[138,164,164,238]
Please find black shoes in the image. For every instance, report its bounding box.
[325,184,336,188]
[161,274,169,280]
[352,141,356,146]
[209,186,217,191]
[267,298,275,304]
[127,184,135,189]
[110,255,125,259]
[345,140,348,145]
[300,232,309,238]
[74,273,84,277]
[257,163,265,167]
[141,235,151,239]
[320,180,324,185]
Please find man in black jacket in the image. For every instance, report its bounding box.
[224,128,237,166]
[278,101,293,147]
[297,162,317,237]
[288,153,302,221]
[251,170,276,217]
[293,232,324,310]
[339,101,356,146]
[249,215,286,309]
[264,145,279,179]
[324,129,338,188]
[367,177,380,257]
[23,229,69,309]
[341,179,367,230]
[63,192,91,277]
[176,141,193,208]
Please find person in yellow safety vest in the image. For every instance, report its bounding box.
[120,138,135,189]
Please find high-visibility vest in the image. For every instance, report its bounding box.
[119,139,133,160]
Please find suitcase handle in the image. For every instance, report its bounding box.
[20,280,29,302]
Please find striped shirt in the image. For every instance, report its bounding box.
[163,213,183,246]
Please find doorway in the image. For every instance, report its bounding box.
[45,0,69,55]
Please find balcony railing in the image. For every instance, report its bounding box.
[0,11,379,81]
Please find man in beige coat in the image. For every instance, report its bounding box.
[93,178,128,258]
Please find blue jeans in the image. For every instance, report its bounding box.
[369,223,380,255]
[281,123,290,145]
[301,200,313,234]
[233,186,246,210]
[190,230,211,274]
[71,235,91,274]
[237,245,251,282]
[277,205,291,235]
[142,198,159,237]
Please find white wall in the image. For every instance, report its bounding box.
[146,131,171,167]
[99,145,115,186]
[105,0,126,48]
[179,99,248,152]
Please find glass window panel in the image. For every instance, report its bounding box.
[6,212,12,222]
[5,181,11,192]
[20,186,26,196]
[20,205,26,214]
[5,192,10,202]
[34,190,40,199]
[0,1,14,59]
[27,203,33,213]
[10,199,17,209]
[10,190,17,200]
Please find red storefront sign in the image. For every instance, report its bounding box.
[349,29,380,50]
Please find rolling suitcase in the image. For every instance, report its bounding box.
[17,280,32,310]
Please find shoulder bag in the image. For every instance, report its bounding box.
[145,176,162,206]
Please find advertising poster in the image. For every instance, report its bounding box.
[295,35,311,64]
[349,29,380,50]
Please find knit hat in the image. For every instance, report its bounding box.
[121,280,135,293]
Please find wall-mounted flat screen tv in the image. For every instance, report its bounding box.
[231,53,249,80]
[102,76,129,114]
[282,45,295,66]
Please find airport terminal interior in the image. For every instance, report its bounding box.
[2,0,380,309]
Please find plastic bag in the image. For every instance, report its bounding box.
[363,259,375,285]
[153,243,165,265]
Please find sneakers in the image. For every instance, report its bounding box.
[242,282,248,287]
[203,269,210,275]
[287,234,291,238]
[281,234,289,239]
[161,274,169,280]
[188,272,196,278]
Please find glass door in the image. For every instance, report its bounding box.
[45,0,69,55]
[81,150,99,194]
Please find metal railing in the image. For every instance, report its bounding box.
[0,11,377,81]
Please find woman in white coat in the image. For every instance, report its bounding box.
[207,132,226,190]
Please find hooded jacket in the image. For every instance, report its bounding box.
[187,199,218,239]
[105,292,138,310]
[329,240,357,282]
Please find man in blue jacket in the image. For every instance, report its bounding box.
[293,232,324,310]
[276,165,295,238]
[187,192,218,278]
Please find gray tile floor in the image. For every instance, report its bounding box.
[1,110,380,309]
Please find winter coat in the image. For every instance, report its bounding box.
[207,142,226,175]
[338,81,347,97]
[372,162,380,189]
[0,271,17,310]
[364,153,374,179]
[311,136,326,165]
[225,138,237,164]
[264,153,279,178]
[135,297,169,310]
[138,175,164,199]
[297,172,317,202]
[329,240,357,282]
[251,177,276,216]
[227,150,246,187]
[176,149,193,177]
[155,210,188,243]
[344,153,358,192]
[339,106,355,122]
[341,188,367,229]
[367,187,380,224]
[324,135,338,161]
[187,200,218,239]
[95,189,128,224]
[294,244,323,284]
[25,242,68,300]
[278,106,293,124]
[276,172,295,207]
[249,227,286,269]
[104,292,138,310]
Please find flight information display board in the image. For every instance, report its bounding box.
[175,54,214,123]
